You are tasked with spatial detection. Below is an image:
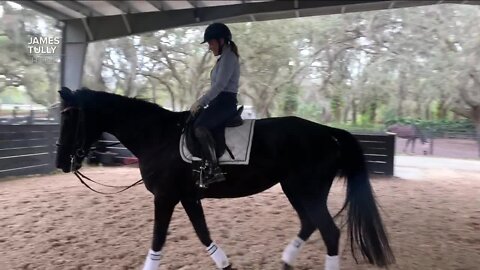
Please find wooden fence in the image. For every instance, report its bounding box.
[0,125,58,178]
[0,126,395,179]
[93,132,396,176]
[353,133,395,176]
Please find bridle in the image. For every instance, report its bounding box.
[56,106,87,172]
[56,106,143,194]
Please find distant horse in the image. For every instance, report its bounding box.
[386,123,429,154]
[56,87,394,270]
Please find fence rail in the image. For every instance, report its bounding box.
[353,133,395,176]
[94,132,396,176]
[0,125,58,178]
[0,125,396,179]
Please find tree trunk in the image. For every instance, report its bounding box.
[397,70,406,118]
[352,99,358,125]
[425,101,431,120]
[84,42,107,91]
[123,40,138,97]
[331,95,341,123]
[414,97,422,117]
[152,85,157,104]
[369,101,377,123]
[437,99,447,119]
[343,105,350,124]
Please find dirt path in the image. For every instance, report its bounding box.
[0,166,479,270]
[395,137,479,159]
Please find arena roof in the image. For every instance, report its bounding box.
[13,1,475,42]
[12,0,476,91]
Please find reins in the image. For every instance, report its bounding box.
[73,170,143,195]
[71,141,144,195]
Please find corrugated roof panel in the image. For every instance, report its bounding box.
[162,0,194,11]
[201,1,243,7]
[77,1,119,16]
[127,1,159,13]
[37,0,84,18]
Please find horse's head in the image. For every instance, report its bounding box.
[56,87,103,173]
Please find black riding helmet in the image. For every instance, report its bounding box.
[201,22,232,44]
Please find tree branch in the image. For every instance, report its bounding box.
[457,73,480,107]
[450,106,472,119]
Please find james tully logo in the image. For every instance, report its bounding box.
[27,36,61,64]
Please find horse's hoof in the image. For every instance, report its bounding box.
[282,263,294,270]
[222,264,234,270]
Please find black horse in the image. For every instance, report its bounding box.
[56,87,394,270]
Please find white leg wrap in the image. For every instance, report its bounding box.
[142,249,162,270]
[207,242,230,269]
[325,255,339,270]
[281,236,305,266]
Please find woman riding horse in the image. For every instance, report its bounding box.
[190,23,240,184]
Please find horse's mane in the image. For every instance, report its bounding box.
[74,88,188,125]
[71,87,192,130]
[74,88,163,112]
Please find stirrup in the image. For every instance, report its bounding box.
[204,169,226,185]
[196,161,209,189]
[196,161,226,188]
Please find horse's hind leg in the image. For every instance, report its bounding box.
[280,184,317,269]
[298,172,340,270]
[300,197,340,270]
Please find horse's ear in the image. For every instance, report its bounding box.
[58,87,74,102]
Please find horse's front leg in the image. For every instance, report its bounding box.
[181,198,232,269]
[142,195,178,270]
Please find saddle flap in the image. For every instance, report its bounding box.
[183,105,245,160]
[180,119,256,165]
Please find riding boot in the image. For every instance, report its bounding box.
[194,127,226,185]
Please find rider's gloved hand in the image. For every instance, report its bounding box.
[190,100,202,115]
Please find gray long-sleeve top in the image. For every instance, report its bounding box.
[198,45,240,107]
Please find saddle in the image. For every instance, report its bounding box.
[183,106,244,160]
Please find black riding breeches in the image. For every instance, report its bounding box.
[193,92,237,162]
[193,92,238,131]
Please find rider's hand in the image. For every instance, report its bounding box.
[190,100,202,115]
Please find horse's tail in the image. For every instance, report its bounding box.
[331,128,395,267]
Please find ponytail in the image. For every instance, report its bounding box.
[228,40,240,58]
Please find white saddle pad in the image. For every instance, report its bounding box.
[179,119,255,165]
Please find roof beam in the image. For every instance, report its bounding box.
[62,0,444,42]
[188,0,207,8]
[56,1,103,17]
[13,0,73,20]
[107,0,141,14]
[147,0,164,11]
[188,0,198,8]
